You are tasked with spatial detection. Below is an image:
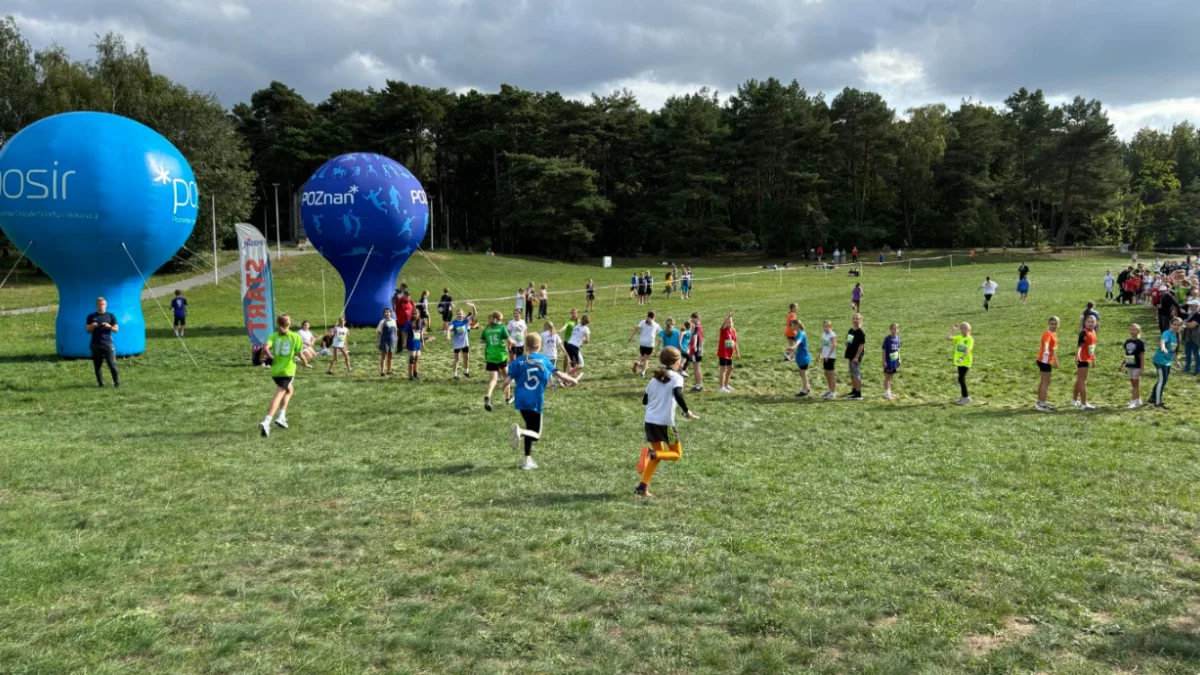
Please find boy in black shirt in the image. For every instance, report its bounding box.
[845,313,866,400]
[86,297,120,388]
[1119,323,1145,408]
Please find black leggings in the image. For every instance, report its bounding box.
[538,299,547,318]
[91,347,119,387]
[957,366,969,398]
[520,409,542,456]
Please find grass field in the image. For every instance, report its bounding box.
[1,250,1198,674]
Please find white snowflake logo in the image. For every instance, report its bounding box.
[151,161,171,184]
[348,184,360,195]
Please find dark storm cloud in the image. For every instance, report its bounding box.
[7,0,1199,122]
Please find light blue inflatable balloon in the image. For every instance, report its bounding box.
[0,112,198,357]
[301,153,428,325]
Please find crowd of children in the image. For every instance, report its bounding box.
[250,255,1198,498]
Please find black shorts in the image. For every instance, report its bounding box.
[644,423,678,445]
[639,346,654,356]
[719,357,733,367]
[1036,361,1052,373]
[511,346,525,357]
[823,358,837,372]
[441,311,453,323]
[173,316,186,326]
[797,362,810,371]
[587,291,595,300]
[272,376,293,390]
[565,343,581,367]
[692,352,702,363]
[454,346,470,354]
[486,360,507,372]
[1076,361,1090,369]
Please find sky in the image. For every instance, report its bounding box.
[7,0,1200,139]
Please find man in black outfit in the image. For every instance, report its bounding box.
[1157,286,1179,332]
[86,297,120,388]
[1017,262,1030,280]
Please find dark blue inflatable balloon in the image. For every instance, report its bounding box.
[0,112,198,357]
[300,153,428,325]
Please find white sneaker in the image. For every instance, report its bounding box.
[1070,399,1081,407]
[1127,401,1140,409]
[274,417,288,429]
[521,456,538,470]
[957,397,971,405]
[725,385,735,392]
[259,421,270,437]
[510,423,520,450]
[1080,403,1097,410]
[822,391,836,400]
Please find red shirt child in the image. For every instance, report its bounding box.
[717,326,737,360]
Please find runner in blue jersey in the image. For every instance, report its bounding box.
[501,333,579,470]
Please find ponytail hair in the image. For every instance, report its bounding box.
[654,347,681,382]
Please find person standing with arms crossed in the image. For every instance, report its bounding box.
[86,297,120,388]
[844,313,865,400]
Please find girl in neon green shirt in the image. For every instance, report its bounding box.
[947,322,974,405]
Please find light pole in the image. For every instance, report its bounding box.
[272,183,281,261]
[428,195,436,251]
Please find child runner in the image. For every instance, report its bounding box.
[170,289,187,337]
[1072,315,1098,409]
[845,313,865,400]
[1119,323,1145,409]
[790,319,812,397]
[447,303,478,380]
[417,290,431,328]
[851,283,864,312]
[628,311,660,377]
[664,271,673,299]
[259,313,303,437]
[634,347,699,497]
[1035,316,1060,411]
[515,288,525,318]
[502,333,580,470]
[784,303,799,361]
[680,320,694,378]
[981,277,998,311]
[326,316,351,374]
[437,288,454,330]
[717,311,740,393]
[540,321,563,369]
[1017,276,1030,304]
[585,279,595,311]
[482,311,511,411]
[947,322,974,405]
[659,317,682,354]
[630,273,638,300]
[882,323,900,400]
[1147,317,1182,409]
[1103,271,1115,301]
[688,311,705,392]
[377,307,398,376]
[820,320,838,399]
[507,310,528,361]
[1080,301,1101,333]
[565,314,590,377]
[525,286,536,323]
[297,320,317,368]
[406,316,428,380]
[538,284,549,319]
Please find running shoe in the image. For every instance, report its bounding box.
[521,456,538,470]
[510,424,520,450]
[1080,403,1097,410]
[259,421,270,437]
[484,396,493,412]
[274,417,288,429]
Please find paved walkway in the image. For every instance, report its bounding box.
[0,250,314,317]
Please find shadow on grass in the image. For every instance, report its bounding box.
[146,326,251,339]
[0,353,66,365]
[368,462,501,481]
[121,428,247,441]
[473,492,620,508]
[1087,624,1200,666]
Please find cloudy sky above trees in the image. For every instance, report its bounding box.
[8,0,1200,137]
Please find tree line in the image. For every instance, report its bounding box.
[3,18,1200,260]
